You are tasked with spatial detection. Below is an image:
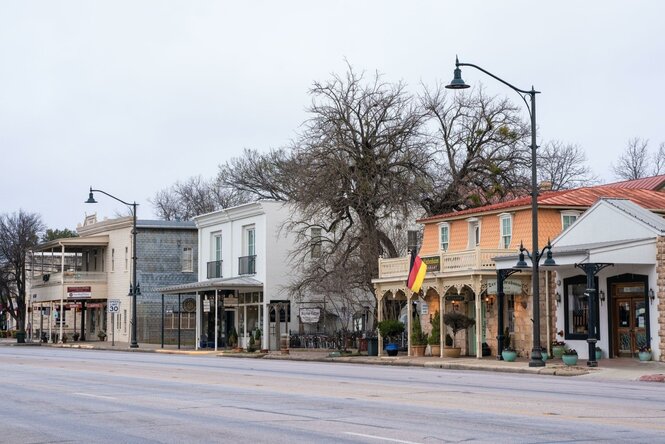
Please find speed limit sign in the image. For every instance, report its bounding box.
[108,299,121,313]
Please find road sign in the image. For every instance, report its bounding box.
[108,299,121,313]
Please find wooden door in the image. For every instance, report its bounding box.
[613,297,647,357]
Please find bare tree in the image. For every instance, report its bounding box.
[537,140,599,190]
[420,86,531,216]
[612,137,650,180]
[0,211,45,341]
[223,67,430,300]
[151,175,252,220]
[653,142,665,176]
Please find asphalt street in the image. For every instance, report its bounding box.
[1,347,664,443]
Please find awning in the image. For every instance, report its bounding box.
[157,276,264,294]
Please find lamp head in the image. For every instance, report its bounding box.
[445,56,469,90]
[541,239,557,267]
[85,187,98,204]
[445,66,470,90]
[514,241,529,269]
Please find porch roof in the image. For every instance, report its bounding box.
[157,276,264,294]
[33,235,110,252]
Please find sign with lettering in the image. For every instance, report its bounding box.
[445,294,465,302]
[486,279,522,295]
[421,256,440,272]
[108,299,121,313]
[203,299,211,313]
[67,286,92,299]
[299,308,321,324]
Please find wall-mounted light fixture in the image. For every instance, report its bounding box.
[649,288,655,303]
[599,290,605,303]
[555,292,561,304]
[485,295,494,312]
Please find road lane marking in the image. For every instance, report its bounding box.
[73,393,117,400]
[344,432,421,444]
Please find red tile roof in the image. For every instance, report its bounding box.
[418,187,665,223]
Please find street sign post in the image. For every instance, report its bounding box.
[108,299,121,346]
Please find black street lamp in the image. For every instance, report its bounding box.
[86,187,140,348]
[446,57,554,367]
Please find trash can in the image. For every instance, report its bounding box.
[367,337,379,356]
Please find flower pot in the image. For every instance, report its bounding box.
[595,349,602,360]
[385,343,399,356]
[552,345,565,359]
[541,351,549,362]
[430,344,441,357]
[443,347,461,358]
[562,354,578,366]
[638,351,651,362]
[502,350,517,362]
[411,345,426,357]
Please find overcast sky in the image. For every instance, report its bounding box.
[1,1,664,230]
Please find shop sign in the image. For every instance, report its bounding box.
[203,299,211,313]
[486,279,522,295]
[67,286,92,299]
[421,256,440,272]
[299,308,321,324]
[445,294,465,302]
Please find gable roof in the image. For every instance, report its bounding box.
[599,198,665,234]
[418,186,665,224]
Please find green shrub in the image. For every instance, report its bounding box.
[377,319,404,342]
[411,315,428,346]
[428,311,440,346]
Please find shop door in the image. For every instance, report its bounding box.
[614,297,647,357]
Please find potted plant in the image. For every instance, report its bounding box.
[638,345,652,362]
[228,327,238,349]
[73,332,80,342]
[377,319,404,356]
[410,315,428,357]
[61,333,68,343]
[442,311,475,358]
[97,330,107,342]
[428,311,441,357]
[247,335,256,352]
[501,328,517,362]
[540,345,549,362]
[552,330,566,359]
[595,346,602,360]
[562,348,578,366]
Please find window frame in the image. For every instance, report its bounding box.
[563,274,600,340]
[498,213,512,249]
[561,211,581,231]
[439,223,450,252]
[310,227,323,259]
[181,246,194,272]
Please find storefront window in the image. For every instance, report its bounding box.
[563,275,599,340]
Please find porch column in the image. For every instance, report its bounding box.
[262,298,269,350]
[377,290,383,357]
[407,293,412,357]
[439,290,444,358]
[214,289,218,351]
[177,293,181,350]
[195,291,200,350]
[59,244,65,343]
[496,269,521,360]
[575,263,613,367]
[474,279,482,359]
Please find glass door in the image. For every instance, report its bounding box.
[614,297,647,357]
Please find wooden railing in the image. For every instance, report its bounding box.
[378,248,516,278]
[32,271,107,286]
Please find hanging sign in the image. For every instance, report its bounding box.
[299,308,321,323]
[67,286,92,299]
[486,279,522,295]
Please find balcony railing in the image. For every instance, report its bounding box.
[207,260,223,279]
[377,248,515,278]
[32,271,107,286]
[238,255,256,275]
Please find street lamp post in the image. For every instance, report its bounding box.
[86,187,140,348]
[446,57,553,367]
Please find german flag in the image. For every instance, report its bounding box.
[407,249,427,293]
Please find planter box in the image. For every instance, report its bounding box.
[411,345,426,357]
[443,347,461,358]
[638,351,652,362]
[502,350,517,362]
[430,345,441,357]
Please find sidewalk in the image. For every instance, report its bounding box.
[4,338,664,382]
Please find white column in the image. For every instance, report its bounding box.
[476,290,482,359]
[262,295,269,351]
[59,244,65,343]
[214,290,219,351]
[407,293,412,357]
[439,292,444,358]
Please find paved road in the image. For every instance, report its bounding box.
[1,347,664,443]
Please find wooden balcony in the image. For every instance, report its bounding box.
[377,248,516,278]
